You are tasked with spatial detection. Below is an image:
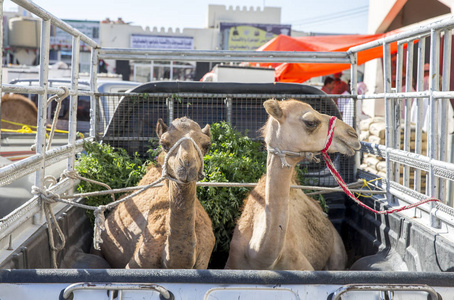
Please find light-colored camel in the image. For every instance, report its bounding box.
[101,117,215,269]
[1,94,38,130]
[225,99,361,271]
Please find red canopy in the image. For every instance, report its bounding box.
[256,32,401,83]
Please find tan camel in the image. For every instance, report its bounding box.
[225,99,361,271]
[101,117,215,269]
[1,94,38,130]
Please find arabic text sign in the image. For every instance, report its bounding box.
[220,22,291,51]
[131,35,194,50]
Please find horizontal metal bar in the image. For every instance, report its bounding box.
[1,84,93,97]
[62,180,384,199]
[362,143,454,181]
[2,84,63,95]
[396,32,430,46]
[332,284,440,300]
[95,92,355,99]
[100,48,349,58]
[11,0,98,48]
[349,15,454,53]
[63,283,172,299]
[390,182,454,226]
[0,139,87,187]
[0,178,75,242]
[99,53,351,63]
[358,90,454,100]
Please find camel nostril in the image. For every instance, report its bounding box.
[198,173,205,181]
[178,158,190,168]
[348,129,358,138]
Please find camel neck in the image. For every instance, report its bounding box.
[163,181,197,268]
[249,151,295,269]
[265,153,294,206]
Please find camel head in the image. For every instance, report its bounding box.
[156,117,211,183]
[263,99,361,160]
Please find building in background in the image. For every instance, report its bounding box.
[1,4,302,82]
[363,0,454,117]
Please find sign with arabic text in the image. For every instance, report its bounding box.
[220,22,291,51]
[51,20,99,48]
[131,34,194,50]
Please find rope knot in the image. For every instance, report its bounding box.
[61,169,79,180]
[270,147,292,168]
[93,205,107,251]
[31,185,61,203]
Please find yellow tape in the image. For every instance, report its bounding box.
[1,119,70,134]
[354,177,383,198]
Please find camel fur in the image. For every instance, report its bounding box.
[101,117,215,269]
[1,94,38,129]
[225,99,361,271]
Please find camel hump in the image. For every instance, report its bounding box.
[1,93,38,129]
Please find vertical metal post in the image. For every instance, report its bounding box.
[414,38,426,202]
[383,42,396,205]
[440,29,452,203]
[403,41,414,187]
[90,48,99,139]
[170,61,173,79]
[67,36,80,173]
[429,29,441,228]
[167,97,174,125]
[224,98,232,124]
[349,52,359,180]
[36,19,51,189]
[394,43,403,186]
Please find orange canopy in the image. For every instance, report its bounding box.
[256,32,401,83]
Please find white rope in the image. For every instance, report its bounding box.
[46,86,70,151]
[30,87,70,152]
[57,180,386,200]
[266,145,320,168]
[33,136,205,252]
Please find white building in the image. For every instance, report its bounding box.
[363,0,454,117]
[3,4,302,82]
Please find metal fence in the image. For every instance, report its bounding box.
[1,0,454,247]
[348,17,454,231]
[100,82,355,185]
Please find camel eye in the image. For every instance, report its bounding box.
[202,142,211,153]
[303,119,319,129]
[160,141,170,152]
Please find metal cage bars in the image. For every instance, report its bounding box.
[1,0,454,232]
[348,16,454,228]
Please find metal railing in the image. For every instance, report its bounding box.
[1,0,454,248]
[348,15,454,229]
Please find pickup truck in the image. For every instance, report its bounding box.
[0,1,454,299]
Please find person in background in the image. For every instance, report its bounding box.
[331,72,349,95]
[321,76,335,94]
[337,81,369,127]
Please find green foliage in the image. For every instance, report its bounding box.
[76,122,327,268]
[197,122,267,256]
[75,141,148,221]
[146,121,326,267]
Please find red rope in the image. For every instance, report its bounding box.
[321,116,440,215]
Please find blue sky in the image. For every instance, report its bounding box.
[5,0,369,34]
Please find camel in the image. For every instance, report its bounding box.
[225,99,361,271]
[1,94,38,130]
[100,117,215,269]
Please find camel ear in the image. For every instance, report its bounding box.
[201,124,211,138]
[156,118,168,138]
[263,99,284,122]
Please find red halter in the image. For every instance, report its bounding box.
[321,116,439,215]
